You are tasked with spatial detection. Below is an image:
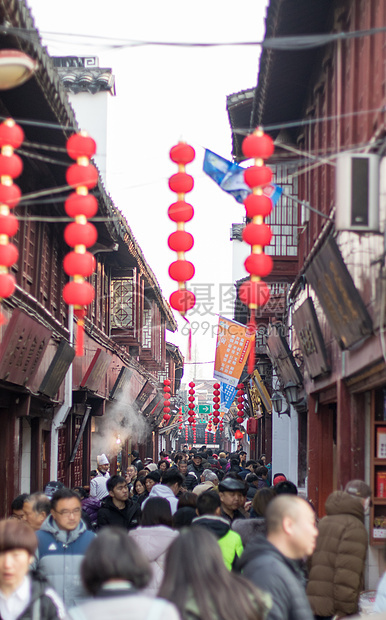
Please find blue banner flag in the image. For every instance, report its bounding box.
[203,149,282,205]
[220,382,237,412]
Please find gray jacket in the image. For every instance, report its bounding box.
[238,534,313,620]
[35,515,95,608]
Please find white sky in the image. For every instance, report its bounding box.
[26,0,268,380]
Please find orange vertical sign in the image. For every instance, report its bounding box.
[214,316,252,387]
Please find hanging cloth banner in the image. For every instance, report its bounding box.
[203,149,282,205]
[214,316,253,387]
[220,382,237,412]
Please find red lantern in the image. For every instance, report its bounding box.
[164,379,171,386]
[0,183,21,208]
[164,385,171,393]
[170,143,195,164]
[63,251,96,277]
[0,120,24,148]
[244,193,272,218]
[169,290,196,313]
[66,163,98,190]
[168,201,194,222]
[239,280,270,307]
[168,172,194,194]
[168,260,195,282]
[64,131,99,356]
[0,153,23,179]
[242,132,274,160]
[189,382,195,388]
[64,222,98,248]
[0,119,24,326]
[168,231,194,252]
[242,223,272,247]
[63,281,95,306]
[66,133,96,160]
[0,214,18,236]
[168,143,196,324]
[65,193,98,218]
[240,128,275,377]
[0,243,18,266]
[244,165,273,189]
[0,272,15,297]
[234,429,244,440]
[244,253,273,278]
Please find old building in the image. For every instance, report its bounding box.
[0,0,182,517]
[228,0,386,586]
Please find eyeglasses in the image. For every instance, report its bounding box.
[55,508,82,516]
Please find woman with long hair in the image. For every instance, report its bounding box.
[68,528,179,620]
[158,527,270,620]
[132,476,148,507]
[129,498,179,597]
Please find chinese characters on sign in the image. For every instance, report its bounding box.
[214,317,252,387]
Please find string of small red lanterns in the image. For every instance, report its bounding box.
[187,381,196,425]
[239,128,274,373]
[63,131,98,356]
[162,379,171,423]
[0,119,23,325]
[212,382,221,428]
[236,382,245,424]
[178,407,183,432]
[167,142,196,346]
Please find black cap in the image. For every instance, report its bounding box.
[44,481,64,499]
[218,478,246,492]
[193,453,203,460]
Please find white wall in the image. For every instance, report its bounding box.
[20,418,31,493]
[68,91,109,185]
[232,238,250,284]
[271,405,299,486]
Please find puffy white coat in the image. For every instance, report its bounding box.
[129,525,179,597]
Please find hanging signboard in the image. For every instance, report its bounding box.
[214,316,253,387]
[305,236,372,349]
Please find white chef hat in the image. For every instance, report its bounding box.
[97,453,109,465]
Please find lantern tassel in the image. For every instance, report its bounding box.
[0,308,7,326]
[74,307,86,357]
[182,314,192,361]
[247,308,256,375]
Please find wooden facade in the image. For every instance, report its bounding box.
[228,0,386,526]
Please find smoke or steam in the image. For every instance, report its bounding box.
[92,379,151,460]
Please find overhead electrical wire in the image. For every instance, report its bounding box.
[1,24,384,50]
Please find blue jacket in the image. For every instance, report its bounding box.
[36,515,95,608]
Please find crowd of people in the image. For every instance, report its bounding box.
[1,445,383,619]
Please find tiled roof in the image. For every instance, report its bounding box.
[57,67,115,95]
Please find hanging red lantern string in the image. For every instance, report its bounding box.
[168,142,196,358]
[236,383,245,425]
[63,131,98,356]
[162,379,172,424]
[0,119,23,326]
[213,382,220,426]
[187,381,196,425]
[239,128,274,374]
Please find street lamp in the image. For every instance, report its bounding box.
[284,381,299,405]
[0,50,37,90]
[271,391,290,417]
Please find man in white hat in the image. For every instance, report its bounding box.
[90,454,110,501]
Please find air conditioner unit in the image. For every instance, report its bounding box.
[335,153,380,231]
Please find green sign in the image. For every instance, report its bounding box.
[198,404,212,414]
